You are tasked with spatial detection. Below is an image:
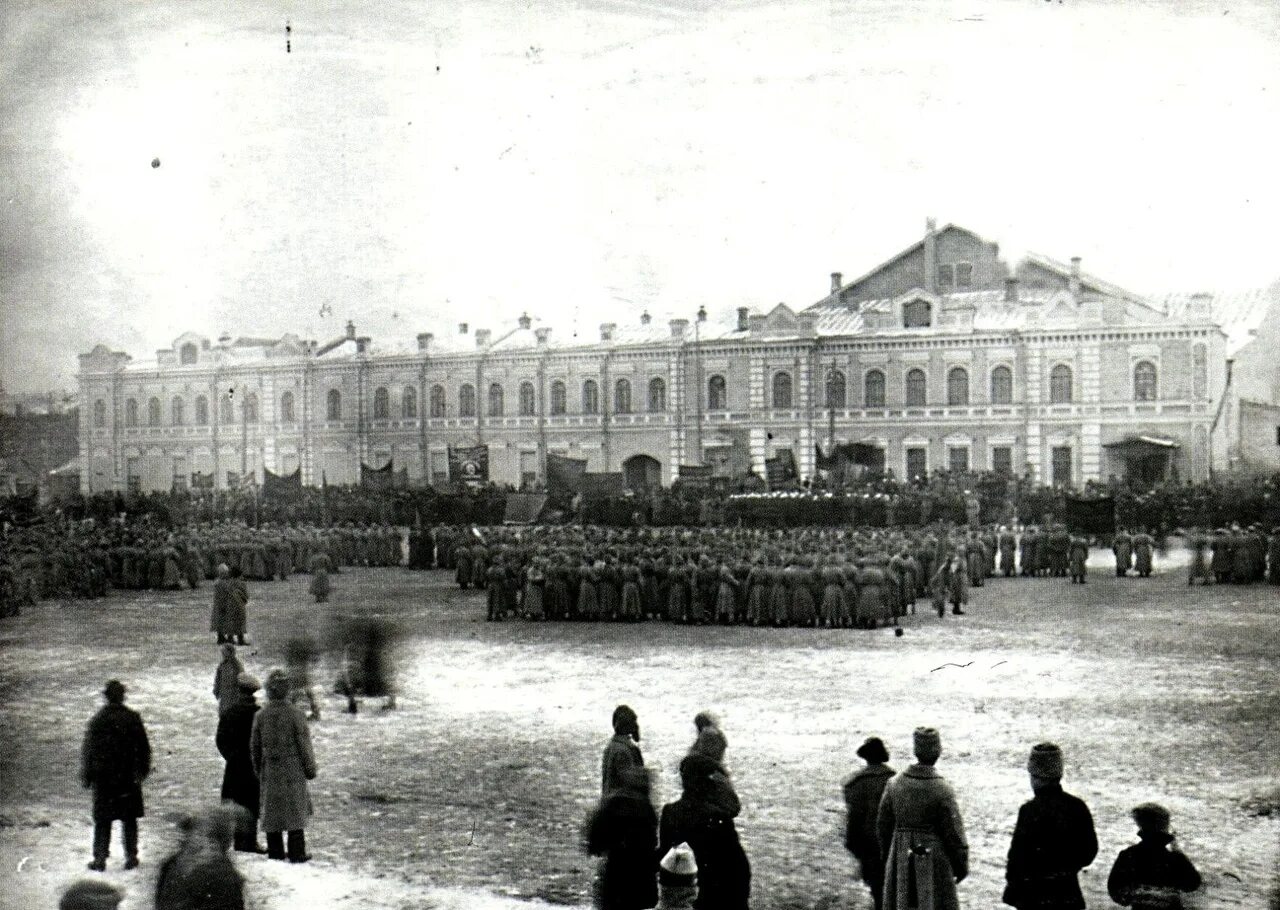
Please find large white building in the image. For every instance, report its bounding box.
[78,221,1275,494]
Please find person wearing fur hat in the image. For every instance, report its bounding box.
[602,705,643,798]
[217,673,264,853]
[586,765,658,910]
[81,680,151,872]
[1002,743,1098,909]
[659,752,749,910]
[213,644,244,716]
[657,842,698,910]
[250,669,317,862]
[154,804,247,910]
[844,736,894,910]
[689,712,727,767]
[58,879,123,910]
[876,727,969,910]
[1106,803,1201,910]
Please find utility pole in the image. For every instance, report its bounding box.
[694,305,706,463]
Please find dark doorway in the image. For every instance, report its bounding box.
[623,454,662,491]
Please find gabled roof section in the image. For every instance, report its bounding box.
[1157,283,1278,355]
[1019,251,1151,309]
[817,223,989,308]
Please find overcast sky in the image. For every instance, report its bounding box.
[2,0,1278,391]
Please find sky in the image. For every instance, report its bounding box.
[2,0,1279,391]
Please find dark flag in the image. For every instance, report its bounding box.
[263,466,302,498]
[579,472,626,496]
[677,464,713,488]
[765,448,799,487]
[448,445,489,485]
[1064,495,1116,534]
[361,459,395,490]
[546,452,588,494]
[191,472,214,491]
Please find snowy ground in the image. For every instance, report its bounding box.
[1,546,1277,909]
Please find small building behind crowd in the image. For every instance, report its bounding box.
[75,220,1277,493]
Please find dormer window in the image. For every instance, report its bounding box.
[179,343,198,365]
[937,264,954,291]
[955,262,973,288]
[903,299,932,328]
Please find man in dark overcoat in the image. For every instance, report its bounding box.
[217,673,264,853]
[81,679,151,871]
[843,736,894,910]
[1002,742,1098,910]
[602,704,643,798]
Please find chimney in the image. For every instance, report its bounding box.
[416,332,433,352]
[518,312,532,330]
[475,328,491,348]
[600,323,616,342]
[1069,256,1082,298]
[458,322,469,334]
[924,217,938,294]
[640,311,651,326]
[736,307,750,331]
[696,305,707,323]
[670,318,688,340]
[830,272,842,294]
[356,336,371,355]
[345,320,356,340]
[534,327,550,347]
[1004,277,1019,303]
[748,313,767,333]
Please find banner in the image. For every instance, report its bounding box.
[677,464,714,482]
[764,448,798,487]
[546,452,588,494]
[191,472,214,491]
[579,472,626,497]
[504,493,548,524]
[263,466,302,498]
[448,445,489,485]
[1064,495,1116,534]
[361,459,394,490]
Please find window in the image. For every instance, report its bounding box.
[459,384,476,418]
[948,446,970,474]
[519,381,536,417]
[1192,344,1207,399]
[1051,446,1073,487]
[708,375,727,411]
[582,380,599,415]
[648,377,666,412]
[864,370,886,408]
[990,366,1013,405]
[280,392,295,423]
[1049,364,1073,404]
[145,397,160,426]
[903,299,932,328]
[403,386,417,418]
[947,367,969,406]
[172,456,188,491]
[905,368,927,407]
[93,399,106,428]
[373,387,390,419]
[826,370,846,408]
[992,445,1013,476]
[937,264,954,291]
[327,389,342,420]
[243,393,257,423]
[955,263,973,288]
[123,398,137,426]
[194,395,208,425]
[220,394,233,424]
[179,343,198,365]
[615,379,632,414]
[550,380,566,416]
[772,371,792,409]
[1133,361,1158,402]
[171,396,184,426]
[488,383,504,417]
[430,385,446,418]
[906,447,927,481]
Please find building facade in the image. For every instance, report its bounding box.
[78,222,1237,494]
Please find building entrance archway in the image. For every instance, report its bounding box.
[623,454,662,491]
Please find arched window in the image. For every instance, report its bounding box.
[1049,364,1073,404]
[550,380,567,415]
[1192,344,1207,399]
[826,370,846,408]
[903,299,932,328]
[947,366,969,406]
[615,378,632,414]
[905,368,927,407]
[280,391,295,423]
[327,389,342,420]
[459,384,476,418]
[220,394,233,424]
[519,381,536,417]
[1133,361,1158,401]
[171,396,184,426]
[124,398,139,427]
[772,372,793,409]
[403,386,418,418]
[179,343,199,365]
[148,397,162,426]
[708,375,727,411]
[373,387,389,419]
[244,392,258,423]
[864,370,886,408]
[648,377,667,412]
[430,385,446,418]
[488,383,504,417]
[194,395,208,425]
[990,366,1013,405]
[93,399,106,428]
[582,379,599,415]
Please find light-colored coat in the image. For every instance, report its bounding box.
[877,763,969,910]
[250,699,317,832]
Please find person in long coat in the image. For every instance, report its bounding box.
[659,753,750,910]
[216,673,264,853]
[1106,803,1200,910]
[877,727,969,910]
[250,669,317,862]
[211,565,237,644]
[81,680,151,871]
[213,644,244,716]
[844,737,894,910]
[1002,743,1097,910]
[1113,530,1134,577]
[602,705,643,798]
[307,551,332,603]
[946,555,969,615]
[1132,531,1155,578]
[587,766,659,910]
[1068,535,1089,584]
[155,805,246,910]
[998,528,1017,577]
